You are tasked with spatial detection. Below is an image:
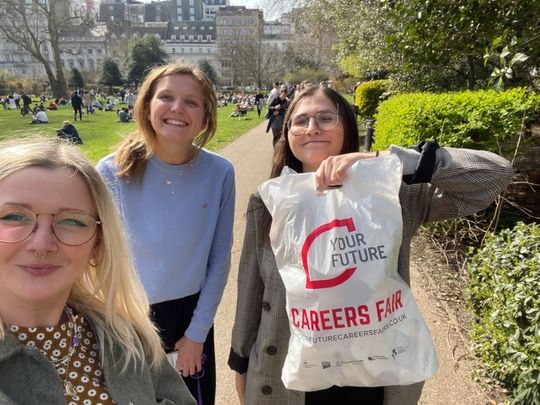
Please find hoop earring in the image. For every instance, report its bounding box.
[88,257,98,268]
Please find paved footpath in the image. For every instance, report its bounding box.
[215,122,485,405]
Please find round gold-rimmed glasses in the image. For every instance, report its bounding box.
[287,108,340,136]
[0,204,100,246]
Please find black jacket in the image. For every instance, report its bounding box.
[57,124,82,145]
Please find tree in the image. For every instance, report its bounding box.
[100,58,123,94]
[386,0,540,89]
[68,67,84,89]
[283,66,328,85]
[299,0,540,91]
[0,0,91,96]
[198,60,217,85]
[299,1,400,80]
[126,35,168,86]
[217,31,245,87]
[235,25,283,89]
[0,72,8,95]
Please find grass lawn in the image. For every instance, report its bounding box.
[0,104,266,163]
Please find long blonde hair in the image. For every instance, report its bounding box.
[114,63,218,183]
[0,138,164,371]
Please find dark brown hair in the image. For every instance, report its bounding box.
[260,85,360,234]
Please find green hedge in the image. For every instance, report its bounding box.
[372,88,540,153]
[354,80,388,119]
[467,222,540,404]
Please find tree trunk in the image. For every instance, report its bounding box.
[54,62,68,97]
[49,11,68,97]
[467,55,476,89]
[40,60,62,98]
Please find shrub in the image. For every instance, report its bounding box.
[372,88,540,154]
[467,222,540,404]
[354,80,388,119]
[332,76,358,94]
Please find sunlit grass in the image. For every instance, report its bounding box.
[0,103,265,163]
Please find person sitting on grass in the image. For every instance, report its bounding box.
[118,107,132,123]
[57,120,83,145]
[47,101,58,110]
[34,102,46,114]
[29,109,48,124]
[105,100,115,111]
[229,103,247,119]
[93,99,103,111]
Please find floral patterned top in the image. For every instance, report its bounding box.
[9,309,115,404]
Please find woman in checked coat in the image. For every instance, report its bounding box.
[228,85,512,405]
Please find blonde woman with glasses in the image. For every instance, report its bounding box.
[0,138,195,405]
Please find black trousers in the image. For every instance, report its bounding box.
[271,127,282,146]
[73,106,83,120]
[305,385,384,405]
[151,293,216,405]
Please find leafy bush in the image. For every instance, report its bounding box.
[372,88,540,153]
[467,222,540,404]
[284,67,328,87]
[332,75,358,94]
[354,80,388,119]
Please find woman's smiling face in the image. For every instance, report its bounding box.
[148,74,206,156]
[0,167,98,312]
[288,91,344,172]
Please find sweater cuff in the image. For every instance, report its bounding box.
[228,348,249,374]
[184,323,208,344]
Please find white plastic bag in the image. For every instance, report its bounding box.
[258,154,438,391]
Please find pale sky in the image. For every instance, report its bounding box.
[229,0,263,8]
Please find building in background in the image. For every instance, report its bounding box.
[98,0,127,22]
[216,6,263,86]
[59,24,108,74]
[263,13,292,53]
[202,0,228,21]
[0,0,296,89]
[105,20,171,67]
[171,0,203,22]
[144,1,171,22]
[164,20,217,70]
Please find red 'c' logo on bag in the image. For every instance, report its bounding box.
[301,218,356,289]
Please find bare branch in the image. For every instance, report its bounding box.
[0,0,69,95]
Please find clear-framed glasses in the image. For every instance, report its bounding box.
[287,107,340,136]
[0,204,101,246]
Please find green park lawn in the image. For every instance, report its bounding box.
[0,104,266,163]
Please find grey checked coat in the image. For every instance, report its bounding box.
[229,146,512,405]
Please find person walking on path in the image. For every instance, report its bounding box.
[254,92,264,118]
[228,85,512,405]
[267,89,289,146]
[266,82,280,107]
[97,63,235,405]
